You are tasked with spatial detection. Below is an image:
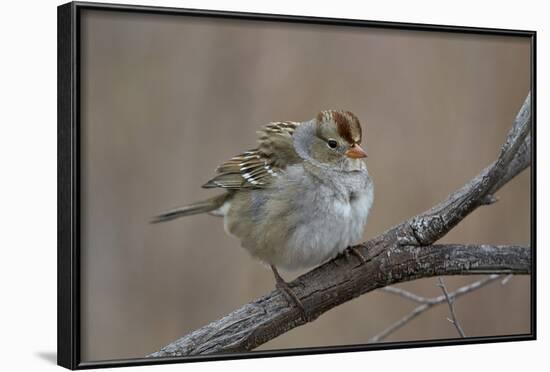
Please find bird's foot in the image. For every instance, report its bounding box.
[271,265,312,322]
[343,245,367,265]
[275,280,313,322]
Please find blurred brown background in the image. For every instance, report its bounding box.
[80,9,531,362]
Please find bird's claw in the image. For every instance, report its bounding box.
[344,246,367,264]
[275,281,313,322]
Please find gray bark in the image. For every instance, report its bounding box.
[149,92,532,357]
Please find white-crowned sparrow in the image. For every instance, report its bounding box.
[153,110,374,317]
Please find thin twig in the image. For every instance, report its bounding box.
[369,275,500,343]
[501,274,514,286]
[381,287,430,304]
[437,277,466,338]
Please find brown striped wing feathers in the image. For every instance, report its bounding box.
[202,121,301,189]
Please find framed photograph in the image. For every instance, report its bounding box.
[58,1,536,369]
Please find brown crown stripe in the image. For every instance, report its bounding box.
[330,111,362,144]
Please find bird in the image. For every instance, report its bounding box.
[152,110,374,319]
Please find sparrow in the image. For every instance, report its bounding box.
[152,110,374,319]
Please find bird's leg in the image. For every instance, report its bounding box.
[270,265,311,322]
[343,245,367,264]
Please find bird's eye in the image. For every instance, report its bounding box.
[327,139,338,149]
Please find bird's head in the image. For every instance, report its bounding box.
[294,110,367,169]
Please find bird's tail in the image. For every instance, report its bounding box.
[151,193,230,224]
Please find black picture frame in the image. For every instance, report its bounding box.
[58,1,537,369]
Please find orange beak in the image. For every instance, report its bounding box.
[345,144,368,159]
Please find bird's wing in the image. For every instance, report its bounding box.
[202,121,302,189]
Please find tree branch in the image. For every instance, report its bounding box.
[149,92,532,357]
[437,277,466,338]
[369,275,501,343]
